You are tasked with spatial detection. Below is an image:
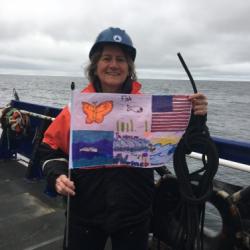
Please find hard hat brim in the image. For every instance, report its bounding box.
[89,42,136,61]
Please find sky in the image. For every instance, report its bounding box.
[1,0,250,80]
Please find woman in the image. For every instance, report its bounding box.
[40,27,207,250]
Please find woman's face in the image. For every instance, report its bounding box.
[96,45,129,93]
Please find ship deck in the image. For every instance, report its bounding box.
[0,158,248,250]
[0,159,114,250]
[0,159,65,250]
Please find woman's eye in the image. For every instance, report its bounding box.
[102,57,110,61]
[117,57,126,62]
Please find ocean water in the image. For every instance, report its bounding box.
[0,74,250,232]
[1,74,249,141]
[0,74,249,163]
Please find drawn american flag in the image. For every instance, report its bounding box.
[151,95,191,132]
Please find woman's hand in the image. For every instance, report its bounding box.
[55,174,76,196]
[188,93,208,116]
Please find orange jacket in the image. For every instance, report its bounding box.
[42,81,142,154]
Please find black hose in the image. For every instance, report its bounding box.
[177,53,197,94]
[170,53,219,250]
[171,121,218,249]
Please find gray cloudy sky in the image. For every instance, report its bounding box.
[1,0,250,80]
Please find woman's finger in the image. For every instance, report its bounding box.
[55,175,76,196]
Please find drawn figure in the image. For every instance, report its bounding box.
[141,152,149,167]
[82,101,113,124]
[80,147,98,153]
[127,104,143,113]
[148,143,156,152]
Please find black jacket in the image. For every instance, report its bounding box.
[40,142,155,233]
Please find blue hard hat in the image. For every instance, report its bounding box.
[89,27,136,61]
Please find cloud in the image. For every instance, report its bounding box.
[0,0,250,80]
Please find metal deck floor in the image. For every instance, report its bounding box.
[0,160,65,250]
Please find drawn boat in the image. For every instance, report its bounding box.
[0,94,250,250]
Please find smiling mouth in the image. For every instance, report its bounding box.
[106,72,120,76]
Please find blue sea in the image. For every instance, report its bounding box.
[1,74,250,232]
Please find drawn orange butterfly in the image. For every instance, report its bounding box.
[82,101,113,124]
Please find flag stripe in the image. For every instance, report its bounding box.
[151,95,191,132]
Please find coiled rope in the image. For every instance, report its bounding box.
[173,114,219,250]
[171,53,219,250]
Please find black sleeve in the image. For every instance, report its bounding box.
[188,112,208,133]
[39,142,69,193]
